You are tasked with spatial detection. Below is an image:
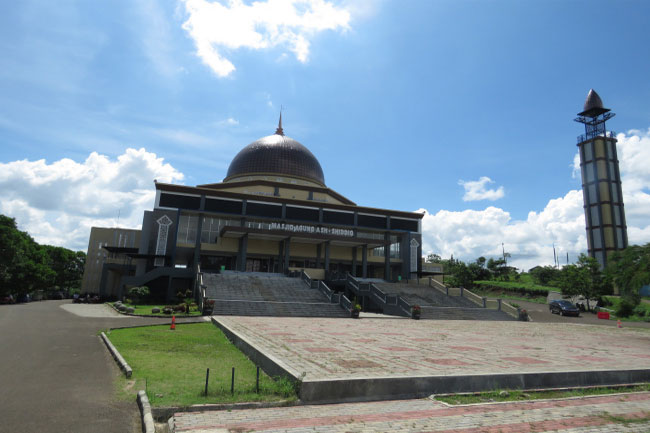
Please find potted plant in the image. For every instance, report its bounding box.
[411,305,421,320]
[203,299,215,316]
[518,308,529,321]
[351,303,361,319]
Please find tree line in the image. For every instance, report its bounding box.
[0,214,86,297]
[427,244,650,315]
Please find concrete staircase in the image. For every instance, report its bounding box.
[420,306,515,321]
[374,283,478,309]
[373,282,515,321]
[203,272,349,318]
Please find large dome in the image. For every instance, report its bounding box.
[224,129,325,186]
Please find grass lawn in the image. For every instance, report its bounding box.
[107,322,296,407]
[474,276,559,295]
[472,274,557,304]
[468,287,548,305]
[603,296,650,323]
[436,383,650,405]
[110,302,202,316]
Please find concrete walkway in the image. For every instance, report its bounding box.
[173,391,650,432]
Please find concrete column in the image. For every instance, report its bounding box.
[352,247,357,276]
[278,241,284,272]
[193,213,204,271]
[166,276,174,302]
[324,241,330,271]
[316,243,322,268]
[238,234,248,271]
[362,245,368,278]
[284,238,291,272]
[384,232,390,281]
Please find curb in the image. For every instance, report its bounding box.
[107,302,201,318]
[154,400,296,423]
[137,390,155,433]
[100,332,132,378]
[108,320,208,331]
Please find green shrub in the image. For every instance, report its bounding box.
[633,305,647,317]
[616,298,637,317]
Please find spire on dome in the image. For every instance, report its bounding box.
[275,110,284,136]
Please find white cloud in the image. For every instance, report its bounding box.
[181,0,351,77]
[0,149,183,250]
[218,117,239,126]
[422,128,650,271]
[459,176,505,201]
[419,189,586,272]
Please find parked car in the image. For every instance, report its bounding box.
[1,295,15,304]
[549,299,580,317]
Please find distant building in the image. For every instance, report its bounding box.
[574,89,628,268]
[80,227,140,296]
[89,117,424,301]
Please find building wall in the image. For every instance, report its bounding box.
[80,227,141,294]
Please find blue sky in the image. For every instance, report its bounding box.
[1,0,649,270]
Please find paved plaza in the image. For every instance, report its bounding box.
[213,316,650,381]
[173,391,650,432]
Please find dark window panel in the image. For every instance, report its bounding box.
[246,202,282,218]
[323,210,354,225]
[204,198,243,214]
[286,206,319,222]
[358,214,387,229]
[159,193,201,210]
[390,218,419,232]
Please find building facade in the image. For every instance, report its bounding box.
[574,89,628,268]
[103,119,424,300]
[80,227,140,296]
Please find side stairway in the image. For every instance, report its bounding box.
[420,306,515,321]
[347,276,516,321]
[202,272,349,318]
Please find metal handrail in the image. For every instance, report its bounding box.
[398,296,411,313]
[370,284,386,303]
[319,280,338,303]
[577,130,616,144]
[501,301,521,319]
[462,288,485,307]
[340,294,352,310]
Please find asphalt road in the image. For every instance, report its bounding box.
[515,299,650,328]
[0,300,183,433]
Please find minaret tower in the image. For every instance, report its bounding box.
[574,89,628,268]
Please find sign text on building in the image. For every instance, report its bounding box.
[268,222,354,237]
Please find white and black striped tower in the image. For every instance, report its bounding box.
[574,89,628,268]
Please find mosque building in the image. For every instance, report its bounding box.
[83,116,424,299]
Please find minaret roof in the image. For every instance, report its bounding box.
[578,89,610,117]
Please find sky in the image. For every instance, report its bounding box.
[1,0,649,271]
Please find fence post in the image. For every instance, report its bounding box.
[460,287,464,297]
[204,368,210,396]
[231,367,235,395]
[446,286,449,296]
[482,297,487,308]
[428,277,432,287]
[256,366,260,393]
[497,299,502,311]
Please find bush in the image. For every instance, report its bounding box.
[127,286,150,305]
[633,305,647,317]
[616,298,637,318]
